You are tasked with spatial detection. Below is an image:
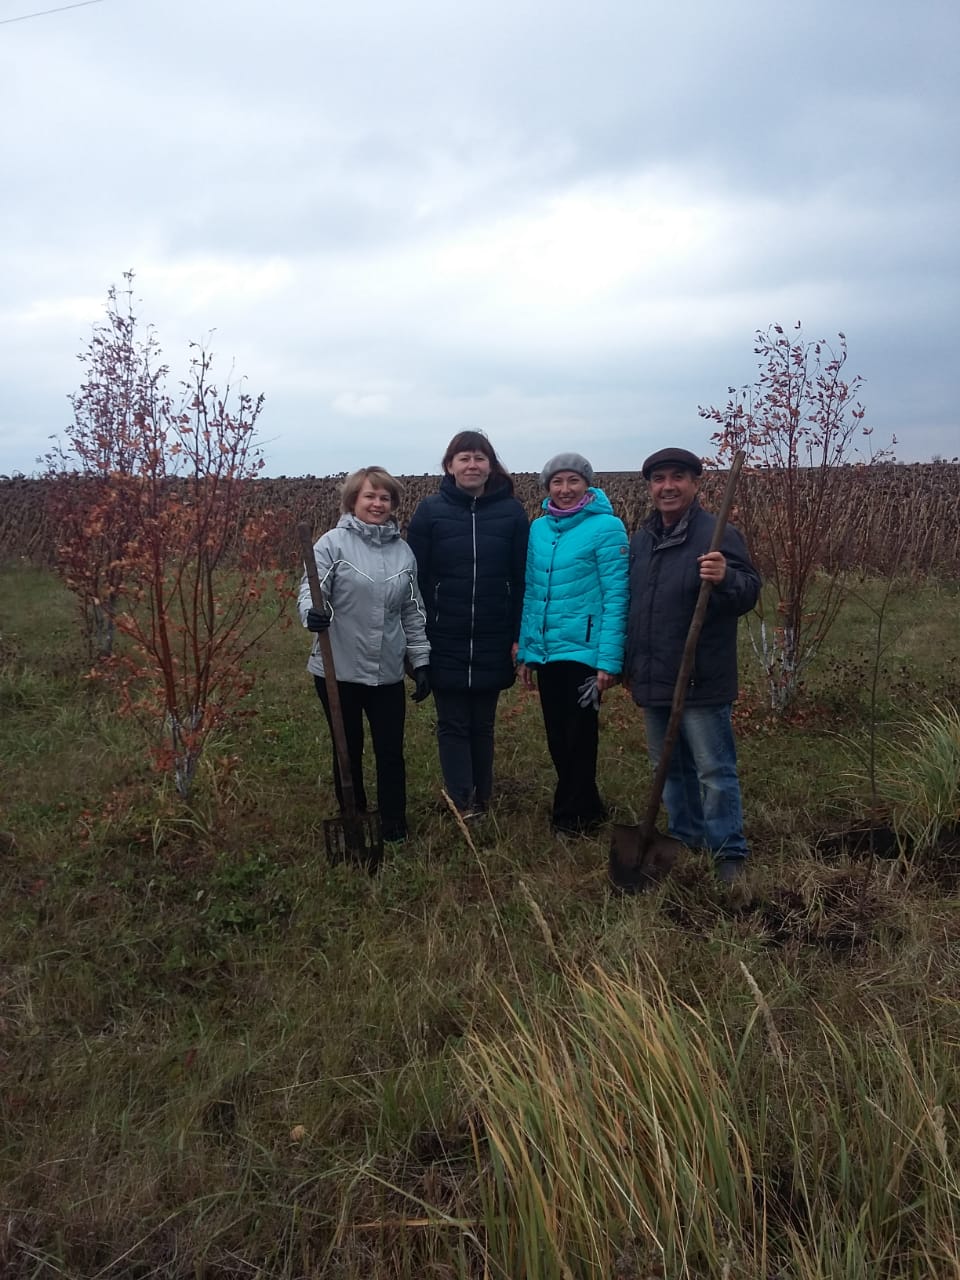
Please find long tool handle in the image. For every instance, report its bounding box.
[638,451,746,855]
[297,522,358,817]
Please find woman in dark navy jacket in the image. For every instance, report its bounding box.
[407,431,529,817]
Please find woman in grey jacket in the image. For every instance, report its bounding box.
[298,467,431,842]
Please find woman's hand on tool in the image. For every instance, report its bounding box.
[306,607,332,632]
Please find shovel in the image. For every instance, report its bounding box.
[609,451,745,893]
[298,522,384,872]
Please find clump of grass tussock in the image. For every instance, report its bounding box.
[461,960,759,1278]
[870,702,960,854]
[459,958,960,1280]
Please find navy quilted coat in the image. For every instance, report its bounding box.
[406,475,530,691]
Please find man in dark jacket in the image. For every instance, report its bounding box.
[624,447,760,883]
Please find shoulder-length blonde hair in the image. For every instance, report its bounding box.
[340,466,404,515]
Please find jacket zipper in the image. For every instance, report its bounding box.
[644,538,661,696]
[468,501,477,687]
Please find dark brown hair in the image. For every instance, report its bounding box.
[441,430,513,494]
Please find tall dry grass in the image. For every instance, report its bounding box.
[460,959,960,1278]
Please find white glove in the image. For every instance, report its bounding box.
[577,675,601,711]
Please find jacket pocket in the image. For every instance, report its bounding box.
[585,615,593,643]
[499,578,512,624]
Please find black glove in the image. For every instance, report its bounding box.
[411,668,431,703]
[306,607,331,633]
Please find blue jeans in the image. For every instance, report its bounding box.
[643,704,748,860]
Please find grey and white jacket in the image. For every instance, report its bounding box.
[298,514,430,686]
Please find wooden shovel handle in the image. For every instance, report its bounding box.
[638,451,746,848]
[297,522,358,816]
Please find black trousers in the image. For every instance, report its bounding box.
[314,677,407,839]
[537,661,605,833]
[432,688,501,813]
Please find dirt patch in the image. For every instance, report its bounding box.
[815,823,901,860]
[813,820,960,888]
[659,870,900,955]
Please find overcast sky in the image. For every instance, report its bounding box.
[2,0,957,478]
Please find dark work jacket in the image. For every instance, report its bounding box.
[406,474,530,691]
[624,498,761,707]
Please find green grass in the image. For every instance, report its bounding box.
[2,563,960,1277]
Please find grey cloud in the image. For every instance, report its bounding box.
[1,0,956,476]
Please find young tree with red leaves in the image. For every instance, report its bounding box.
[700,323,891,713]
[42,272,165,657]
[48,277,286,797]
[109,345,286,798]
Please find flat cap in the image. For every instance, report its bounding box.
[540,452,594,488]
[641,447,704,480]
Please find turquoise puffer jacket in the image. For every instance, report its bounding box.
[517,489,629,673]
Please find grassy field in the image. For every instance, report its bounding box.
[2,562,960,1278]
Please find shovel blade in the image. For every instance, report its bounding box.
[323,811,384,874]
[608,823,682,895]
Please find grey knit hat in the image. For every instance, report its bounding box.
[540,452,594,488]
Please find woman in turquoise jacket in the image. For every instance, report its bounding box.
[517,452,629,835]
